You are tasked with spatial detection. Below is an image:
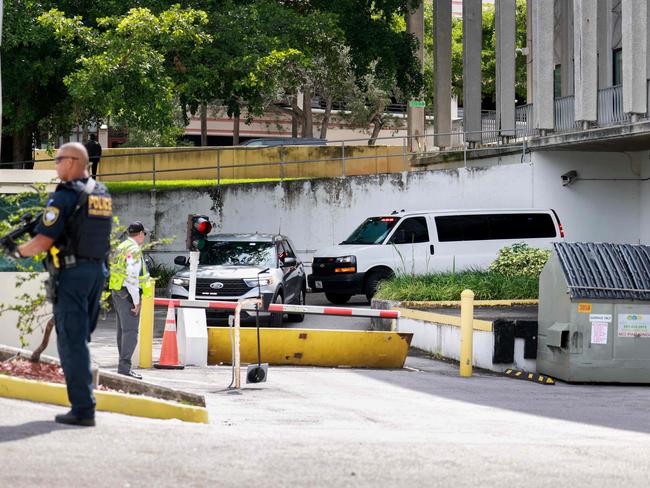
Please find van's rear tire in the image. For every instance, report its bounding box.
[325,292,352,305]
[364,270,393,303]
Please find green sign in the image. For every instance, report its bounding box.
[409,100,426,107]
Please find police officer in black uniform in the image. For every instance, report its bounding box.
[7,142,112,427]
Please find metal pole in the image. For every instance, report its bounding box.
[463,133,467,168]
[522,136,527,163]
[402,136,408,171]
[188,251,199,301]
[234,301,241,389]
[341,141,346,176]
[152,154,157,193]
[217,149,221,193]
[280,144,285,180]
[459,289,475,377]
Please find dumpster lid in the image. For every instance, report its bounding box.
[554,242,650,301]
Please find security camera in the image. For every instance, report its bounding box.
[561,170,578,186]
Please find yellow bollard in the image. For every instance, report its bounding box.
[459,289,475,377]
[139,286,154,369]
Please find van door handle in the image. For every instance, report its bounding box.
[429,245,435,255]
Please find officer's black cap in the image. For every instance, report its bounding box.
[127,221,146,234]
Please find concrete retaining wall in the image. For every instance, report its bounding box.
[0,273,56,357]
[110,149,648,267]
[34,145,407,181]
[397,315,536,373]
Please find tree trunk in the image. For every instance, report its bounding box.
[291,96,302,138]
[319,96,333,140]
[368,115,384,147]
[302,89,313,138]
[200,104,208,146]
[12,126,32,167]
[233,112,240,145]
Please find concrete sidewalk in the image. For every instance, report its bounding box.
[3,335,650,487]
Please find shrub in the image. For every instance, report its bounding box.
[148,261,176,292]
[375,270,538,301]
[489,243,550,277]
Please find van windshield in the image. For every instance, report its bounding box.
[341,217,400,245]
[199,241,276,267]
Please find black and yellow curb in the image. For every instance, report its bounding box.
[0,374,209,423]
[504,369,555,385]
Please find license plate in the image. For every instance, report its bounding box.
[315,281,322,289]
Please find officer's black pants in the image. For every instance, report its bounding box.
[53,261,107,419]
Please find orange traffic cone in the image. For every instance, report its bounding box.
[154,303,185,370]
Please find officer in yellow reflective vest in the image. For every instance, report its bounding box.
[109,221,152,379]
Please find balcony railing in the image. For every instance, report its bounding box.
[597,84,630,126]
[480,110,499,143]
[515,104,534,138]
[554,95,580,132]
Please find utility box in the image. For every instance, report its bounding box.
[538,242,650,383]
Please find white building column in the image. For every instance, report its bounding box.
[573,0,597,124]
[463,0,482,144]
[433,0,452,148]
[496,0,516,137]
[526,0,533,103]
[596,0,612,89]
[560,0,574,96]
[622,0,647,116]
[533,0,555,130]
[407,1,425,152]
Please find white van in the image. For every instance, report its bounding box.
[308,209,565,304]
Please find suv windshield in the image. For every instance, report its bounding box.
[341,217,400,245]
[200,241,276,267]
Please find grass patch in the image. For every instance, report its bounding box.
[105,178,303,193]
[375,270,539,302]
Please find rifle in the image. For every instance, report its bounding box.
[0,212,62,302]
[0,212,40,252]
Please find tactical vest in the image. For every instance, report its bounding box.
[57,179,113,261]
[108,239,153,297]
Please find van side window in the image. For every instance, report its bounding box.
[388,217,430,244]
[435,215,490,241]
[488,214,556,239]
[435,213,556,242]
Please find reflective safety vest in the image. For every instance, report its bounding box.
[108,239,153,298]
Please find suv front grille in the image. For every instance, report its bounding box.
[196,278,252,297]
[311,257,339,276]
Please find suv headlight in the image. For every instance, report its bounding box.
[244,277,273,287]
[172,278,189,287]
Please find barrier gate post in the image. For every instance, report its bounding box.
[139,284,154,369]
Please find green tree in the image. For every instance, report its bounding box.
[39,6,211,142]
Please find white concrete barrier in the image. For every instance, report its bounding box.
[176,308,208,367]
[396,313,536,373]
[0,169,58,194]
[0,272,57,357]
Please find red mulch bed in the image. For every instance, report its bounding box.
[0,358,119,392]
[0,358,66,383]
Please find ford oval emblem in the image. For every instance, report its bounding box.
[210,282,224,289]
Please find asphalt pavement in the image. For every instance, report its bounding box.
[2,292,650,487]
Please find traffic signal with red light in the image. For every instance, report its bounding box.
[186,214,213,251]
